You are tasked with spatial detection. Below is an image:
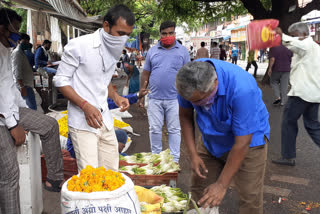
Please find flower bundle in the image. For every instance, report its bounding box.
[67,165,125,193]
[57,115,68,138]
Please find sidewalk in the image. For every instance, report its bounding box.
[235,59,268,77]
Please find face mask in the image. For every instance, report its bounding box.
[8,32,21,47]
[192,85,218,107]
[160,36,176,46]
[100,29,129,60]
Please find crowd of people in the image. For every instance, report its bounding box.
[1,4,320,214]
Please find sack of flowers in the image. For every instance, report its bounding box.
[61,165,141,214]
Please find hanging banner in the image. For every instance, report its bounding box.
[246,19,281,50]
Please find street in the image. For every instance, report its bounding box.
[43,61,320,214]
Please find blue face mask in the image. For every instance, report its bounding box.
[8,32,21,47]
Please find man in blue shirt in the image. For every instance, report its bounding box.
[34,40,57,74]
[231,46,238,64]
[176,59,269,213]
[139,21,190,162]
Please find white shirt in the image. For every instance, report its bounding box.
[0,42,27,128]
[53,29,118,133]
[282,34,320,103]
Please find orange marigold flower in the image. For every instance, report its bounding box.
[67,165,125,193]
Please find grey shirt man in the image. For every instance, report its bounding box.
[11,45,34,88]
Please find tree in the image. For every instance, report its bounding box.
[193,0,320,32]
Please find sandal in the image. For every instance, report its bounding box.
[44,178,63,192]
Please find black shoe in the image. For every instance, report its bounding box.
[273,99,281,105]
[272,158,296,166]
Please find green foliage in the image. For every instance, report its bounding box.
[79,0,248,38]
[14,8,27,33]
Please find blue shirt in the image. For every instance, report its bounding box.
[231,49,238,57]
[178,58,270,158]
[144,41,190,100]
[34,47,48,69]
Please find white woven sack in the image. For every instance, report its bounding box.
[61,174,141,214]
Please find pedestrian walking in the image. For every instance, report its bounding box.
[138,21,190,162]
[268,44,293,106]
[176,60,269,213]
[210,42,220,59]
[259,49,265,63]
[54,4,134,172]
[231,46,238,64]
[245,50,258,78]
[195,42,209,59]
[189,46,195,61]
[219,45,227,60]
[272,22,320,166]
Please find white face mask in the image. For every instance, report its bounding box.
[99,29,129,60]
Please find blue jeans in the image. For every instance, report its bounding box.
[115,129,128,144]
[147,99,181,162]
[43,67,57,74]
[281,96,320,159]
[22,86,37,110]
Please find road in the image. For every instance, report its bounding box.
[43,60,320,214]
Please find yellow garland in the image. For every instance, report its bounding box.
[57,115,68,138]
[57,112,130,138]
[67,165,125,193]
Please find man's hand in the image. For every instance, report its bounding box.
[138,97,145,108]
[20,87,27,97]
[198,182,227,208]
[138,81,150,99]
[82,103,103,129]
[138,81,149,107]
[10,125,26,146]
[191,154,208,179]
[114,95,130,112]
[267,68,272,77]
[274,27,283,36]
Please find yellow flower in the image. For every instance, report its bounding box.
[67,165,125,193]
[57,115,68,138]
[113,117,129,128]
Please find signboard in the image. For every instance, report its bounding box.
[231,28,246,42]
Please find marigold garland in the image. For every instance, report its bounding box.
[67,165,125,193]
[57,115,68,138]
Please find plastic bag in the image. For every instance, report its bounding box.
[61,173,141,214]
[122,85,129,96]
[246,19,281,50]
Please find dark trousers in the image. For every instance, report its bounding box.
[246,61,258,77]
[191,138,267,214]
[281,96,320,159]
[232,56,237,64]
[0,108,64,214]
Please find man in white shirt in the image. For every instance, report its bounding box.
[53,4,134,172]
[0,8,64,214]
[272,22,320,166]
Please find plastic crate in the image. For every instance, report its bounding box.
[122,172,178,187]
